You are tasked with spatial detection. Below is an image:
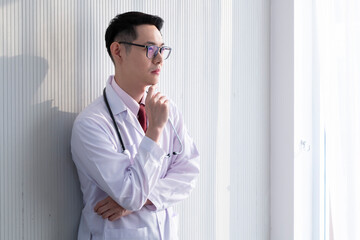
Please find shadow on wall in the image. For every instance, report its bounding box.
[0,0,14,7]
[0,55,82,239]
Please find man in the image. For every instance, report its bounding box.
[71,12,200,240]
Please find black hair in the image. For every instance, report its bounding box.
[105,11,164,61]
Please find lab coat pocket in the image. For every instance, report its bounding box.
[104,227,149,240]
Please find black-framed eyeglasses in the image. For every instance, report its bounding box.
[118,42,172,60]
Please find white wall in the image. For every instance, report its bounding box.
[294,0,314,239]
[230,0,270,239]
[270,1,316,239]
[270,0,295,239]
[0,1,270,239]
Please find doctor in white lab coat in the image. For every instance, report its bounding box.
[71,12,200,240]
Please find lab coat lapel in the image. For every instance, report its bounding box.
[105,77,145,136]
[123,110,146,136]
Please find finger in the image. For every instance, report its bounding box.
[158,95,168,104]
[97,204,112,215]
[94,198,109,212]
[152,92,161,102]
[108,209,132,221]
[146,85,157,102]
[122,210,133,217]
[152,92,163,103]
[109,212,122,222]
[102,208,118,219]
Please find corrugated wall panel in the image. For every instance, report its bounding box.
[0,0,270,239]
[230,0,270,239]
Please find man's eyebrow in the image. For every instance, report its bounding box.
[144,41,165,46]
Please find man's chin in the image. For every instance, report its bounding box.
[147,77,160,85]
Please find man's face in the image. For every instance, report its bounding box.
[121,24,164,89]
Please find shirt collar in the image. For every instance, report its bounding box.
[106,75,147,116]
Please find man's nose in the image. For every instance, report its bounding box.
[152,51,163,64]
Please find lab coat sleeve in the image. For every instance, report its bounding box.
[147,106,200,211]
[71,116,166,211]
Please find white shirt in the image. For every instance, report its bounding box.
[71,76,200,240]
[110,75,143,117]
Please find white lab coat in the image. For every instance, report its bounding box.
[71,77,200,240]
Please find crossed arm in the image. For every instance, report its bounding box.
[93,124,200,221]
[94,197,153,221]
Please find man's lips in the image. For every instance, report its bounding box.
[151,69,161,74]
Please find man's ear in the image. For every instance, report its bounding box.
[110,42,122,63]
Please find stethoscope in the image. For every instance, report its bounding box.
[103,88,183,158]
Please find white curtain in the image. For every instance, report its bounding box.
[314,0,360,239]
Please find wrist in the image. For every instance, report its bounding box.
[145,126,162,143]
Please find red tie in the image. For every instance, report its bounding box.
[137,103,147,132]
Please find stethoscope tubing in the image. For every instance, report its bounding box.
[103,88,183,156]
[103,88,126,151]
